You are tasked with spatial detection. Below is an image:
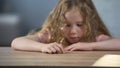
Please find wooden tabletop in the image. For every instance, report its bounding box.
[0,47,120,67]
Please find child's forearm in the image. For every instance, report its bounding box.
[11,37,45,52]
[92,38,120,50]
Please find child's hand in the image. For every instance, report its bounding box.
[40,42,64,54]
[64,42,93,51]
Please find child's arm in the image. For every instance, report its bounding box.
[91,38,120,50]
[11,31,64,54]
[11,35,45,52]
[64,35,120,51]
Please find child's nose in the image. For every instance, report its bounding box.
[70,26,77,34]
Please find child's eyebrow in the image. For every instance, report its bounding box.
[76,21,83,24]
[65,21,71,24]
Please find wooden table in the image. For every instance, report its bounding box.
[0,47,120,67]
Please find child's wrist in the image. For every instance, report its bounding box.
[90,42,99,51]
[39,43,47,52]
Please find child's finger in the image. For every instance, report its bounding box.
[53,45,63,54]
[49,47,57,54]
[69,47,76,51]
[64,46,73,51]
[47,49,53,54]
[57,44,65,53]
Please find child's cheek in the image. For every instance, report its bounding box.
[63,29,69,36]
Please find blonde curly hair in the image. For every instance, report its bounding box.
[37,0,111,45]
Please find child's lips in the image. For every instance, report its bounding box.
[69,37,79,41]
[70,37,78,39]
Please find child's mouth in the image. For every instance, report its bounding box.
[69,37,79,43]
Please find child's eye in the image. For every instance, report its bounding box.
[77,24,82,27]
[66,24,71,27]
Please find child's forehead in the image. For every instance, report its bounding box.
[64,8,83,22]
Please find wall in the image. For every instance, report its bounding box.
[93,0,120,37]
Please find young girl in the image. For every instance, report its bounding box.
[11,0,120,54]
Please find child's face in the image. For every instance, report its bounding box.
[62,9,84,44]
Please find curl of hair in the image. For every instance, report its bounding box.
[40,0,111,45]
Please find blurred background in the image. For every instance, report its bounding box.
[0,0,120,46]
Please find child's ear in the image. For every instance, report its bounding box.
[96,34,110,42]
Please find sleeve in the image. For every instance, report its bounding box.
[38,28,51,43]
[96,34,111,42]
